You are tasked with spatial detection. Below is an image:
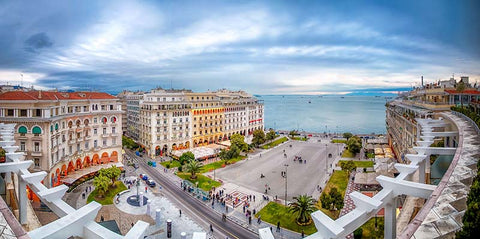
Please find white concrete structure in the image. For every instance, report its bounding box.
[0,123,148,239]
[298,117,457,239]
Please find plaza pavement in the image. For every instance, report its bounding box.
[206,137,344,202]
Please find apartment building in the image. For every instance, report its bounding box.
[125,92,143,140]
[0,90,122,187]
[133,89,264,158]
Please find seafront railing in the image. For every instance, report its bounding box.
[451,111,480,135]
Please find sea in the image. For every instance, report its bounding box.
[260,95,392,135]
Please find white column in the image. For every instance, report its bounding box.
[425,154,431,184]
[155,209,161,225]
[384,198,397,239]
[18,177,28,224]
[418,160,425,184]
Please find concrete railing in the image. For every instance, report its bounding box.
[451,110,480,134]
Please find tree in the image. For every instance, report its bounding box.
[184,159,202,179]
[230,134,248,152]
[343,132,353,140]
[320,193,332,209]
[346,136,362,154]
[93,175,110,197]
[456,81,466,108]
[98,166,121,186]
[266,129,276,141]
[288,195,317,225]
[179,151,195,165]
[339,161,357,176]
[329,187,344,211]
[289,130,298,138]
[252,129,266,147]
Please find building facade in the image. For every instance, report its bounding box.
[0,90,123,188]
[132,89,264,157]
[125,92,143,140]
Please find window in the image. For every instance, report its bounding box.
[20,141,25,151]
[34,109,42,117]
[62,135,66,142]
[112,138,116,145]
[103,139,107,146]
[112,127,116,134]
[7,109,14,116]
[34,158,40,167]
[20,109,27,117]
[103,128,107,134]
[94,140,97,148]
[77,143,80,152]
[93,118,97,123]
[69,146,72,154]
[18,126,27,135]
[34,142,40,152]
[85,142,89,149]
[94,129,97,135]
[62,148,65,157]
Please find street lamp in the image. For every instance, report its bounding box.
[284,164,288,206]
[325,144,328,176]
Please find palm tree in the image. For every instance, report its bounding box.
[288,194,317,225]
[457,81,466,108]
[185,159,202,179]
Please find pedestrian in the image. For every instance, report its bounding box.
[145,186,147,192]
[210,224,213,233]
[248,216,252,224]
[131,222,134,227]
[276,221,280,232]
[253,195,255,202]
[253,209,256,215]
[301,229,305,238]
[100,215,104,222]
[257,215,261,224]
[226,206,228,213]
[243,205,245,213]
[179,209,182,217]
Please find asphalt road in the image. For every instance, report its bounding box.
[125,150,258,239]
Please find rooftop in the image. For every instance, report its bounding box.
[0,91,117,101]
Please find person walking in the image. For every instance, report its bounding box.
[179,209,182,217]
[209,224,213,234]
[276,221,280,232]
[301,229,305,238]
[257,215,261,224]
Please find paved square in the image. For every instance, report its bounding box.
[211,138,342,201]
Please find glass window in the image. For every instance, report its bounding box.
[20,141,25,151]
[34,142,40,152]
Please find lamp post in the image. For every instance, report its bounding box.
[284,164,288,206]
[325,144,328,176]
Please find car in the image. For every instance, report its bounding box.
[147,179,156,187]
[142,174,148,180]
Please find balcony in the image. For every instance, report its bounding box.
[68,139,76,144]
[85,135,92,140]
[31,151,42,157]
[111,133,119,137]
[101,134,109,138]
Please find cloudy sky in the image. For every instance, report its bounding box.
[0,0,479,95]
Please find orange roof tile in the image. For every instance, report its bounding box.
[444,89,480,95]
[0,91,117,101]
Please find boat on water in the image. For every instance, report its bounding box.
[341,96,345,98]
[308,100,311,103]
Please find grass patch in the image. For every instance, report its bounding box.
[360,217,384,238]
[87,181,127,205]
[261,137,288,149]
[256,202,317,235]
[366,152,375,159]
[341,149,356,158]
[199,156,246,173]
[331,139,347,144]
[161,160,182,168]
[316,170,348,219]
[290,136,308,141]
[177,173,221,191]
[339,160,374,168]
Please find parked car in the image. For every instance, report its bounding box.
[147,180,156,187]
[142,174,148,180]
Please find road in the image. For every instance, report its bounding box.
[125,150,258,239]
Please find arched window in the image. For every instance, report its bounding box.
[111,116,116,123]
[55,123,59,131]
[76,120,81,127]
[102,117,107,124]
[32,126,42,135]
[18,126,27,134]
[50,125,53,132]
[68,121,73,128]
[84,119,89,126]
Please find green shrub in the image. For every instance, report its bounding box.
[353,228,363,239]
[178,165,183,172]
[166,163,170,169]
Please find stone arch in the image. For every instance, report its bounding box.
[76,158,82,169]
[102,117,108,124]
[76,119,81,127]
[84,156,91,167]
[101,152,109,164]
[17,125,28,134]
[155,146,161,156]
[179,143,184,149]
[68,120,73,128]
[185,141,190,148]
[162,145,168,155]
[32,126,42,135]
[92,154,99,165]
[172,143,177,151]
[111,151,118,162]
[194,140,198,147]
[61,164,67,176]
[111,116,117,123]
[84,119,89,126]
[67,161,75,173]
[214,136,218,143]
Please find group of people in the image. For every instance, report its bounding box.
[81,185,93,199]
[293,155,307,164]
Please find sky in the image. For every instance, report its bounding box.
[0,0,479,95]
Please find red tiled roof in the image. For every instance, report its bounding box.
[0,91,117,101]
[445,89,480,95]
